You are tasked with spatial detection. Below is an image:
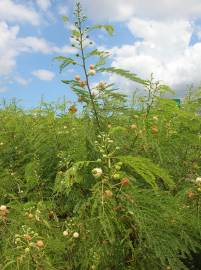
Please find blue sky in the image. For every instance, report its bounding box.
[1,0,201,107]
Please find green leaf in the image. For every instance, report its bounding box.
[86,49,110,58]
[92,25,114,36]
[1,261,16,270]
[54,161,91,195]
[62,79,75,85]
[54,56,76,73]
[99,67,148,85]
[72,29,80,38]
[62,16,69,23]
[118,155,175,190]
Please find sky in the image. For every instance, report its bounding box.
[1,0,201,107]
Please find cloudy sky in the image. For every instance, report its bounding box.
[1,0,201,107]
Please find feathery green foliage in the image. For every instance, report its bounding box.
[0,1,201,270]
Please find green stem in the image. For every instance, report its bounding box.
[76,6,101,130]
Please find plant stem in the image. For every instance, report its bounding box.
[76,5,101,130]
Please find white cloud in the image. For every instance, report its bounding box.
[36,0,52,11]
[80,0,201,21]
[58,3,69,16]
[19,37,77,54]
[109,18,201,95]
[0,0,40,25]
[0,22,76,77]
[32,69,55,81]
[0,22,20,76]
[15,76,30,86]
[80,0,135,21]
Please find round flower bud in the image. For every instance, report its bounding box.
[36,240,44,248]
[28,213,34,219]
[90,64,95,70]
[98,81,106,91]
[89,69,96,76]
[131,124,137,129]
[69,105,77,114]
[92,168,103,178]
[75,75,81,81]
[73,232,79,238]
[24,234,32,241]
[121,178,129,185]
[153,116,158,121]
[187,191,195,198]
[195,177,201,184]
[151,126,158,134]
[63,230,69,237]
[79,80,86,88]
[113,174,120,180]
[0,205,7,211]
[104,190,113,198]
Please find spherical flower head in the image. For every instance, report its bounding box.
[187,190,195,198]
[89,69,96,76]
[92,168,103,178]
[63,230,69,237]
[36,240,44,248]
[75,75,81,81]
[73,232,79,238]
[153,116,158,121]
[90,64,95,70]
[113,174,120,180]
[131,124,137,129]
[79,80,86,88]
[98,81,106,91]
[104,190,113,198]
[121,178,129,185]
[151,126,158,134]
[195,177,201,184]
[28,213,34,219]
[0,205,7,211]
[24,234,32,241]
[69,105,77,114]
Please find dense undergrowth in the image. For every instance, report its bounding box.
[1,2,201,270]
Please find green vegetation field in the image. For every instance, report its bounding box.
[0,2,201,270]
